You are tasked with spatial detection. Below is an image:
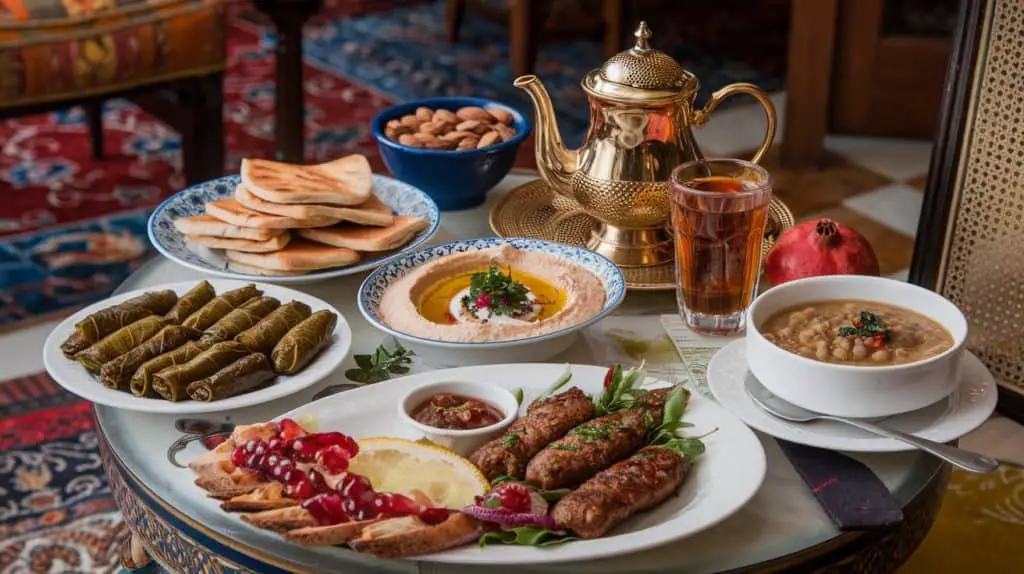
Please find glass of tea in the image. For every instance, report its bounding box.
[669,158,773,335]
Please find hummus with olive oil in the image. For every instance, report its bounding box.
[379,245,607,342]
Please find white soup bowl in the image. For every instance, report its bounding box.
[746,275,968,418]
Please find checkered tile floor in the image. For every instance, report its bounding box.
[696,93,929,280]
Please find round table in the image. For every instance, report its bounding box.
[97,172,947,573]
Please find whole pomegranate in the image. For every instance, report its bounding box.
[764,219,879,286]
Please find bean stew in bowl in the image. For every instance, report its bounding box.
[760,301,954,366]
[745,275,968,418]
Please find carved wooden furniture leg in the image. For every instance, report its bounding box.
[119,531,153,570]
[178,72,226,186]
[252,0,324,163]
[510,0,541,77]
[603,0,623,59]
[780,0,838,169]
[445,0,465,42]
[85,98,105,160]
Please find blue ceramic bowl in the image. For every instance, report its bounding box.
[371,97,530,211]
[357,237,626,366]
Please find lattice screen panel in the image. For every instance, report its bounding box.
[937,0,1024,391]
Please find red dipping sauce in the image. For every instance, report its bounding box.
[412,393,505,430]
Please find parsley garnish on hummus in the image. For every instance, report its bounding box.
[461,264,533,318]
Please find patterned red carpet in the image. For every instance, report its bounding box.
[0,3,393,334]
[0,374,123,572]
[0,0,784,334]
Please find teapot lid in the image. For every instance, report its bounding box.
[582,22,697,104]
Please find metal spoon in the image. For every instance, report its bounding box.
[744,375,1000,474]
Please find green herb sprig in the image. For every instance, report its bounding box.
[593,363,649,416]
[461,263,532,318]
[344,341,414,383]
[838,311,891,341]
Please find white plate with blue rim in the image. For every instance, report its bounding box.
[357,237,626,367]
[148,174,440,284]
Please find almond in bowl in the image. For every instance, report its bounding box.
[385,106,517,151]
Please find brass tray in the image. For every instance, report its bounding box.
[489,179,796,291]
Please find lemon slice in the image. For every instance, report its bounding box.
[348,437,489,509]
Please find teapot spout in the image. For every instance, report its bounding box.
[513,75,578,195]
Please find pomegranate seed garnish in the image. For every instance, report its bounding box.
[476,293,491,308]
[316,445,350,474]
[420,508,450,525]
[341,498,358,516]
[278,418,304,441]
[491,482,533,513]
[287,479,315,500]
[388,493,421,515]
[308,469,327,492]
[602,367,614,389]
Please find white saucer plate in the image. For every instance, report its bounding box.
[42,280,352,414]
[707,340,998,453]
[148,174,440,284]
[268,364,767,565]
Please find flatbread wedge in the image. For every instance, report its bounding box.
[227,261,305,277]
[283,519,382,547]
[241,506,318,532]
[174,215,285,240]
[206,199,341,229]
[226,239,359,272]
[348,514,481,559]
[240,155,372,206]
[186,232,291,253]
[221,482,297,512]
[235,184,394,227]
[297,216,427,252]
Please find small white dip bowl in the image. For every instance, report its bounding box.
[745,275,968,418]
[398,381,519,456]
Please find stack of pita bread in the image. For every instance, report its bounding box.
[173,155,429,276]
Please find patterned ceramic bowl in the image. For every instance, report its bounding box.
[357,237,626,367]
[148,174,440,284]
[371,97,530,211]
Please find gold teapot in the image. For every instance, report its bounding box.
[514,22,777,267]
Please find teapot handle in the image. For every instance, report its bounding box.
[693,83,777,165]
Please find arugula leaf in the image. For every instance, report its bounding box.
[478,527,578,548]
[344,341,414,383]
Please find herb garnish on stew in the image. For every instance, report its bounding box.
[838,311,892,345]
[461,264,532,318]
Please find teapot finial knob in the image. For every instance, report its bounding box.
[633,21,652,51]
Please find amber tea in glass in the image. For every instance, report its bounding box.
[669,158,773,335]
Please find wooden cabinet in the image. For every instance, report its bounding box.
[782,0,955,169]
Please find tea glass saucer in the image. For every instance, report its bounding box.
[706,340,998,452]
